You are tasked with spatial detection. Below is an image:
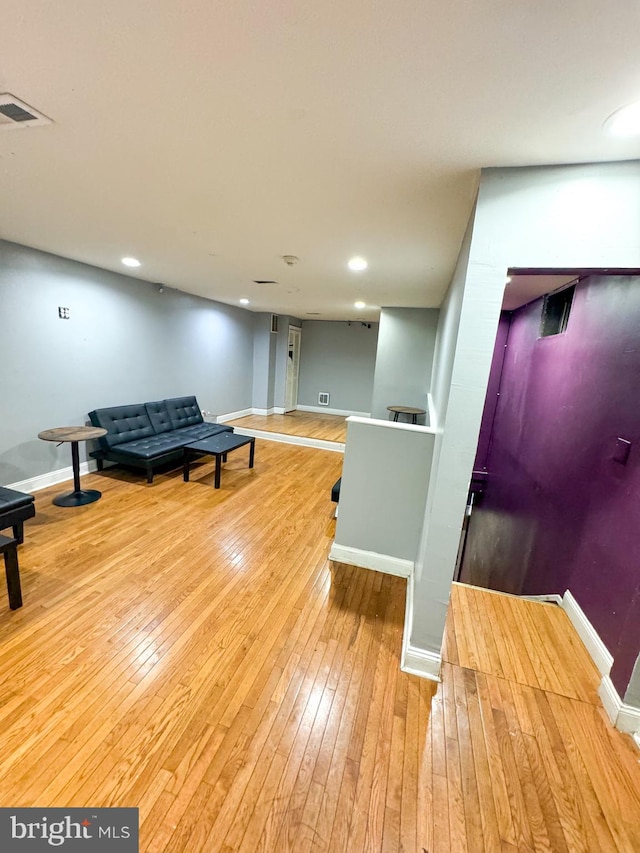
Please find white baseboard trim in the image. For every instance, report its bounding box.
[520,594,564,605]
[560,589,639,743]
[402,646,442,681]
[8,460,100,494]
[297,405,371,418]
[218,405,368,421]
[227,428,344,453]
[598,675,640,741]
[599,674,621,725]
[328,543,413,578]
[562,589,613,677]
[400,572,441,681]
[215,408,253,423]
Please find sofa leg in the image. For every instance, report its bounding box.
[146,467,154,484]
[96,458,104,471]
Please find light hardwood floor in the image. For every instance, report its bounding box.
[438,584,640,852]
[0,439,638,851]
[227,411,347,443]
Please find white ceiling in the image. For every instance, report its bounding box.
[503,273,579,311]
[1,1,639,321]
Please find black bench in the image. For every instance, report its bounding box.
[0,487,36,545]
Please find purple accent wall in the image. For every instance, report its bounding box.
[462,275,640,696]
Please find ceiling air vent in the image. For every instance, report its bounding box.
[0,94,52,130]
[253,280,278,285]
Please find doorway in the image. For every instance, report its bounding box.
[460,270,640,599]
[285,326,301,412]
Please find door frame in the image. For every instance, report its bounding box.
[285,326,302,412]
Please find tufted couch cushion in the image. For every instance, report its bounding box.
[145,400,174,434]
[165,396,204,430]
[89,404,155,450]
[109,432,191,460]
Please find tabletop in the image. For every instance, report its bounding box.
[38,426,107,443]
[186,432,254,454]
[387,406,426,415]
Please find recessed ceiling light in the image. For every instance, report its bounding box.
[348,256,368,272]
[121,257,141,268]
[603,99,640,137]
[354,300,366,309]
[239,298,250,305]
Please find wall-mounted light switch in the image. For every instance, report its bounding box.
[613,437,631,465]
[58,307,70,319]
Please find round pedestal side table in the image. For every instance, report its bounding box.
[38,426,108,507]
[386,405,427,425]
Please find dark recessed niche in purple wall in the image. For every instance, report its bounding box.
[539,283,575,337]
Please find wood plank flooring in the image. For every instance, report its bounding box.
[227,411,347,443]
[0,438,638,851]
[436,584,640,852]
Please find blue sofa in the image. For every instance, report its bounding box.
[88,395,232,483]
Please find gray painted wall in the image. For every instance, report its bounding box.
[370,308,439,421]
[0,240,255,483]
[411,162,640,702]
[334,419,435,562]
[297,320,379,413]
[252,313,277,410]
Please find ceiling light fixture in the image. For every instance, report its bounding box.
[348,256,368,272]
[354,300,366,309]
[121,257,141,268]
[603,99,640,137]
[239,298,250,305]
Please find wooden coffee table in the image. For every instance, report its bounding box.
[184,433,256,489]
[38,426,107,506]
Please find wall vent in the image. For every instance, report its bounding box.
[318,392,330,406]
[270,314,279,334]
[254,280,278,285]
[0,94,52,130]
